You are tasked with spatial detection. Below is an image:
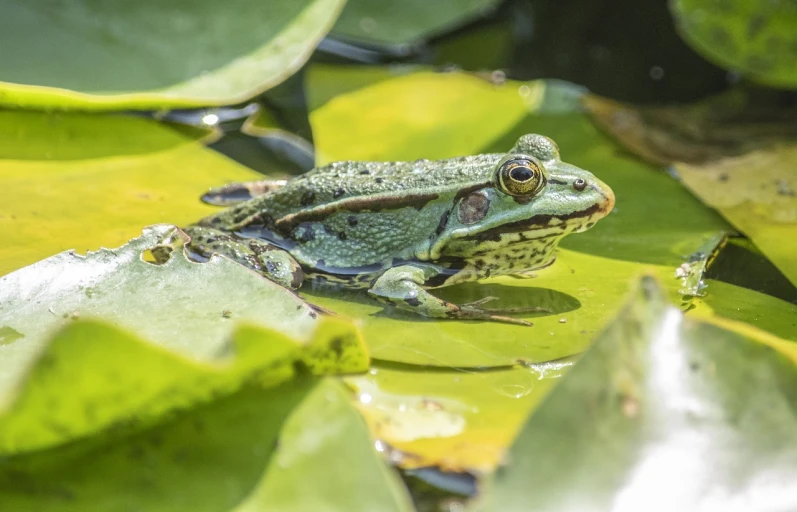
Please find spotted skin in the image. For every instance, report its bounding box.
[185,134,615,325]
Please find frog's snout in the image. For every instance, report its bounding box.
[594,180,615,215]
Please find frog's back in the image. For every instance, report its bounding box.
[197,155,501,272]
[259,154,501,219]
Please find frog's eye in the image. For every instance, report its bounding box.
[496,158,545,197]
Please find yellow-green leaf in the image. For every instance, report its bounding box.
[345,362,566,472]
[0,226,368,454]
[481,276,797,511]
[584,92,797,288]
[676,146,797,288]
[0,110,260,276]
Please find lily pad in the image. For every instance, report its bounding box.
[0,225,368,454]
[670,0,797,88]
[304,70,729,367]
[344,361,568,472]
[0,0,344,110]
[235,379,414,511]
[482,276,797,511]
[582,90,797,166]
[331,0,501,47]
[0,110,260,277]
[310,71,545,164]
[0,378,413,511]
[584,93,797,288]
[676,146,797,289]
[689,279,797,344]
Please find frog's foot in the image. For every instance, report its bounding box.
[183,226,303,289]
[201,179,288,206]
[368,265,541,326]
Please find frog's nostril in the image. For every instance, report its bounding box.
[573,178,587,191]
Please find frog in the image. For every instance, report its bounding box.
[183,134,615,326]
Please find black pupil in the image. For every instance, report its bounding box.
[509,165,533,182]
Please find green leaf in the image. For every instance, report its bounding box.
[305,70,730,367]
[689,279,797,344]
[670,0,797,88]
[0,379,312,511]
[0,226,368,454]
[0,378,414,511]
[482,276,797,511]
[0,110,260,276]
[331,0,501,46]
[0,321,296,456]
[344,362,566,472]
[676,146,797,289]
[234,379,415,512]
[0,0,345,110]
[584,92,797,289]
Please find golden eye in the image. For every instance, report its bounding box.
[497,158,545,197]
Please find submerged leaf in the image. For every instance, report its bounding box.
[482,276,797,511]
[670,0,797,88]
[0,0,345,110]
[583,90,797,166]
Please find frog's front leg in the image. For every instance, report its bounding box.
[183,226,303,289]
[368,265,545,326]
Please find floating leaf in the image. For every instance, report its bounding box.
[670,0,797,88]
[482,276,797,511]
[0,225,368,454]
[689,279,797,344]
[0,0,344,110]
[0,110,261,276]
[583,91,797,166]
[234,379,415,512]
[584,93,797,288]
[676,146,797,288]
[0,321,294,456]
[0,378,413,511]
[310,71,545,164]
[345,362,568,472]
[331,0,501,47]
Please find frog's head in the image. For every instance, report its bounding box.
[433,134,615,266]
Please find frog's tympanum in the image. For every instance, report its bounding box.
[185,135,615,325]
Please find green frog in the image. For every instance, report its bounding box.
[184,134,615,325]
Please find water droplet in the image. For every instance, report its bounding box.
[359,392,373,404]
[498,384,532,398]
